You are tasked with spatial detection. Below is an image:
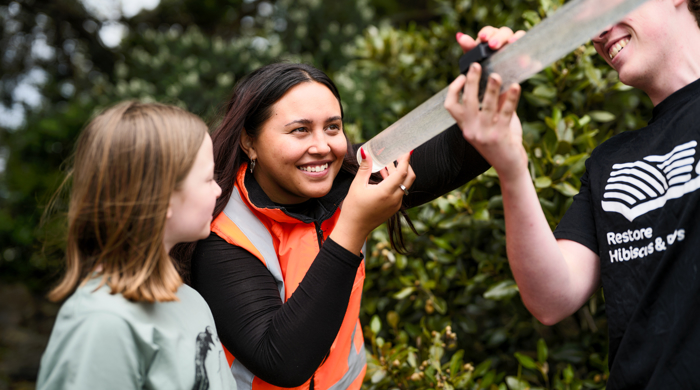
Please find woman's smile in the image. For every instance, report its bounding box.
[298,162,331,175]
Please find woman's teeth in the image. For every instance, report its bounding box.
[609,38,629,59]
[299,163,329,172]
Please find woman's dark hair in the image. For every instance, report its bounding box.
[172,62,413,280]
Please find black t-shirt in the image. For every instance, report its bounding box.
[554,78,700,389]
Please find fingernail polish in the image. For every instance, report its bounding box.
[456,32,463,40]
[410,150,414,156]
[360,147,366,159]
[489,39,497,48]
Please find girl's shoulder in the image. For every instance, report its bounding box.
[39,282,235,390]
[58,278,215,336]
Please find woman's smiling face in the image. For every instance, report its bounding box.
[243,81,347,204]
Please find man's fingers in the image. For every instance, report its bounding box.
[499,84,521,122]
[481,73,502,118]
[462,63,482,112]
[445,74,467,112]
[497,89,508,111]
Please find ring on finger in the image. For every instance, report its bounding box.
[399,184,409,196]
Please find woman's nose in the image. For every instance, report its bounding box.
[309,131,331,154]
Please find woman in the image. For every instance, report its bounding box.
[181,30,516,390]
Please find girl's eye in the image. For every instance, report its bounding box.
[327,124,341,131]
[292,127,307,133]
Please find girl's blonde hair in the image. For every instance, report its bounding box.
[48,101,207,303]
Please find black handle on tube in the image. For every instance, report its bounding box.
[458,42,496,101]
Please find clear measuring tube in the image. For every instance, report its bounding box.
[357,0,651,172]
[356,87,455,173]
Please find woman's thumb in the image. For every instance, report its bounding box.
[356,147,373,183]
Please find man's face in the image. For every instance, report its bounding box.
[591,0,673,91]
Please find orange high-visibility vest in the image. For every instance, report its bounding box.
[210,164,366,390]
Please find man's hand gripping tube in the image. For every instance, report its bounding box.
[354,42,497,172]
[458,42,497,101]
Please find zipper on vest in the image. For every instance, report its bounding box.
[314,221,324,248]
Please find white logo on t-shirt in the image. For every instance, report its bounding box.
[602,140,700,221]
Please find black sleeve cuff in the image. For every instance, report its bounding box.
[322,237,364,268]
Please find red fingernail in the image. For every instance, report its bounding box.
[360,147,366,159]
[456,32,463,40]
[489,39,498,48]
[410,150,414,156]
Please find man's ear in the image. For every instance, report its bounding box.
[240,131,257,160]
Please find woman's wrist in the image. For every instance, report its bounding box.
[328,216,368,255]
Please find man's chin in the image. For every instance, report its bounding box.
[617,71,640,90]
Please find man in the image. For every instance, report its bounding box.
[447,0,700,388]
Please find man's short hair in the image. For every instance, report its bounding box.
[690,0,700,28]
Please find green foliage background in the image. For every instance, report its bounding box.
[0,0,653,388]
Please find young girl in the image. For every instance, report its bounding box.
[36,101,236,390]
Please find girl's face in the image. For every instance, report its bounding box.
[164,134,221,250]
[244,82,347,204]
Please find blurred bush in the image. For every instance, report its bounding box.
[0,0,653,388]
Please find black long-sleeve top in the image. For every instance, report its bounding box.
[190,124,489,387]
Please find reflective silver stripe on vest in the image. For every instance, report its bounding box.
[224,186,366,390]
[224,187,285,301]
[231,360,255,390]
[328,322,367,390]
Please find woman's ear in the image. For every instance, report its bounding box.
[240,131,257,160]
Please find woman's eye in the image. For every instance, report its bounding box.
[327,124,341,131]
[291,127,307,133]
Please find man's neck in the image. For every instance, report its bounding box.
[645,52,700,106]
[644,18,700,105]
